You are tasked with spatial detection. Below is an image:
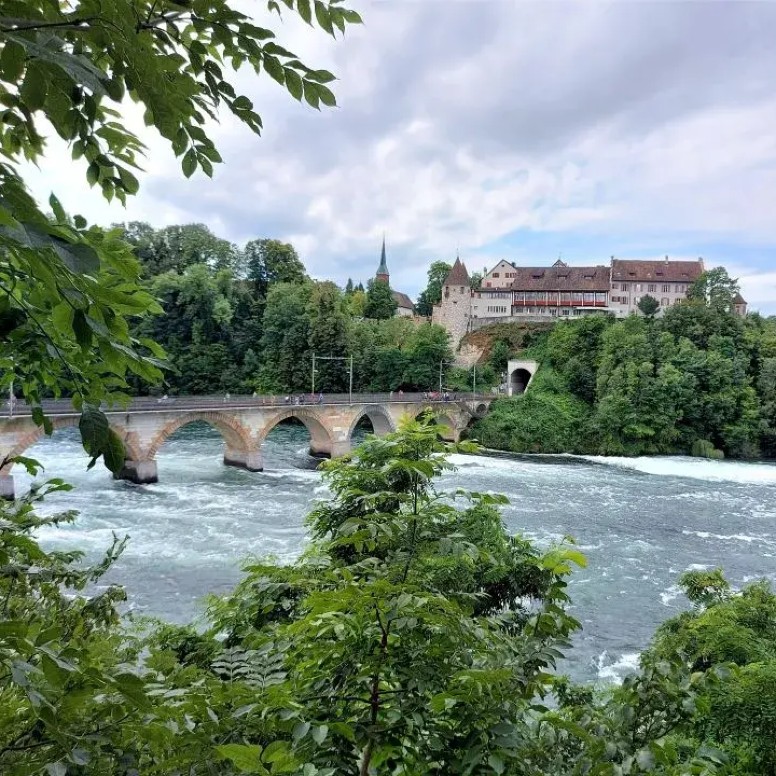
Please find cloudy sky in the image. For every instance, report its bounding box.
[26,1,776,312]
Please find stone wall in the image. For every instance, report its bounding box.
[432,286,472,351]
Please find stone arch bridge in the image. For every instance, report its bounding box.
[0,393,495,498]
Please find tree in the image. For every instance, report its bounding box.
[402,324,452,389]
[256,282,313,392]
[121,223,238,276]
[648,571,776,774]
[415,260,452,316]
[244,239,307,298]
[307,281,349,391]
[637,294,660,318]
[489,339,511,372]
[363,278,397,320]
[344,278,354,295]
[688,267,741,313]
[345,288,367,318]
[470,270,483,290]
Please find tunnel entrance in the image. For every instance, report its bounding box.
[510,368,532,395]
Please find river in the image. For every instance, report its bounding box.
[15,422,776,684]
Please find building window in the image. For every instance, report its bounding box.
[561,308,570,316]
[611,283,618,290]
[621,283,627,291]
[493,272,499,278]
[583,293,594,303]
[662,284,670,293]
[648,284,656,292]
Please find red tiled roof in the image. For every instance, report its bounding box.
[508,265,610,292]
[733,292,747,305]
[611,258,704,283]
[444,258,470,286]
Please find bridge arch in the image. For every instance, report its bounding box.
[146,412,254,460]
[257,409,335,457]
[346,405,396,442]
[2,416,142,472]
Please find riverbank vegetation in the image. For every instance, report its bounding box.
[1,419,745,775]
[473,286,776,459]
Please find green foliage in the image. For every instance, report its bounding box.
[489,339,512,373]
[307,282,349,390]
[638,294,661,318]
[688,268,740,313]
[415,260,451,317]
[122,222,239,276]
[244,239,307,299]
[256,282,313,393]
[472,309,776,459]
[363,278,398,320]
[473,369,591,453]
[691,440,724,460]
[0,472,150,775]
[649,573,776,774]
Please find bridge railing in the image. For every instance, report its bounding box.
[0,391,498,418]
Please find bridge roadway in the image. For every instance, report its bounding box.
[0,392,495,498]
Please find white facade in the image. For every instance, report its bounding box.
[471,289,512,320]
[608,280,693,317]
[481,260,518,289]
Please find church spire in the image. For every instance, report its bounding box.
[376,234,389,283]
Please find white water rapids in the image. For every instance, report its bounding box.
[16,423,776,684]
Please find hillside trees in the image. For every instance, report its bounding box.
[637,294,660,318]
[364,278,398,320]
[122,222,239,276]
[244,238,307,298]
[474,307,774,458]
[307,281,349,390]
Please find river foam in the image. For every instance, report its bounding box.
[16,424,776,685]
[580,455,776,484]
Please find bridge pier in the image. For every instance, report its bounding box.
[116,459,158,485]
[224,447,263,472]
[309,439,351,459]
[1,474,14,500]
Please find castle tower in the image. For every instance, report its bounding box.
[376,236,389,283]
[432,257,472,352]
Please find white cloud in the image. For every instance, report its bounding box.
[18,1,776,311]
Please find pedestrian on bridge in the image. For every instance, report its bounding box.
[318,392,324,405]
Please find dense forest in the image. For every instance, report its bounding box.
[121,222,455,395]
[474,276,776,459]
